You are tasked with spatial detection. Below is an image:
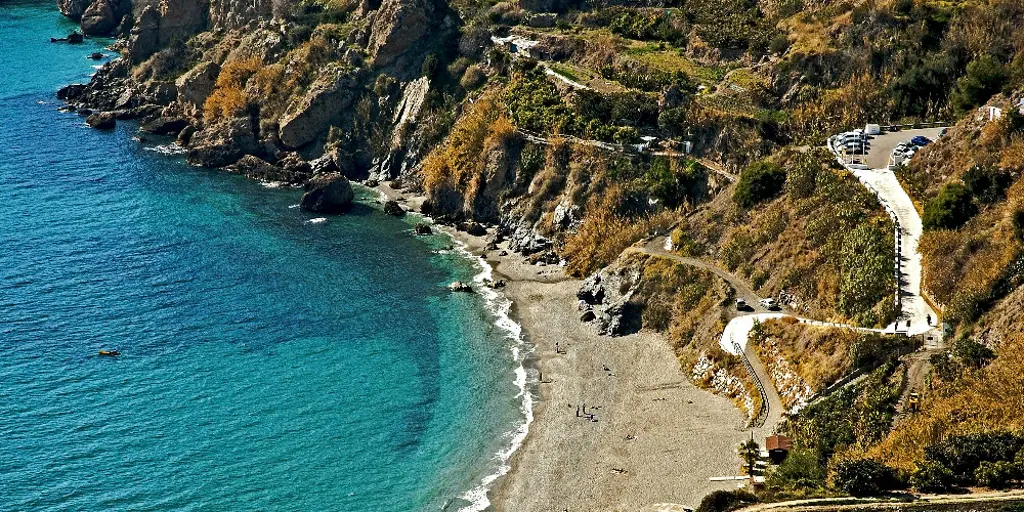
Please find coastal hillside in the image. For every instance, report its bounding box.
[52,0,1024,508]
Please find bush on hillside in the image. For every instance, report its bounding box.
[923,431,1024,484]
[975,460,1019,489]
[930,338,996,381]
[695,489,758,512]
[911,460,958,492]
[832,458,903,496]
[952,56,1008,115]
[765,447,828,493]
[923,183,978,230]
[838,224,896,325]
[733,161,786,208]
[1014,208,1024,241]
[963,164,1013,205]
[203,57,262,122]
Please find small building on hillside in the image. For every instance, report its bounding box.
[766,435,793,464]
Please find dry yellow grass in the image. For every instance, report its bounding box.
[203,57,262,122]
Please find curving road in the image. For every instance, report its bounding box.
[633,237,889,433]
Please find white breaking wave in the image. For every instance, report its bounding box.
[143,144,187,156]
[305,217,327,224]
[451,241,535,512]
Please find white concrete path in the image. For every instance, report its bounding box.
[850,167,937,336]
[720,313,884,355]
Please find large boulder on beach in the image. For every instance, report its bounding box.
[383,200,405,216]
[81,0,116,36]
[299,174,354,214]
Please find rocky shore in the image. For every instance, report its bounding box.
[52,1,752,509]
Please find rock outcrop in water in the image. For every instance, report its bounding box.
[300,174,354,214]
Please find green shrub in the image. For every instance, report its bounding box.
[833,458,903,496]
[963,165,1013,205]
[766,447,828,492]
[911,460,957,492]
[976,460,1019,489]
[923,183,978,230]
[695,490,758,512]
[837,224,896,323]
[924,431,1024,484]
[930,338,996,381]
[733,161,786,208]
[952,56,1008,115]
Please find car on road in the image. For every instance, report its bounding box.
[735,298,750,311]
[911,135,932,146]
[760,298,779,310]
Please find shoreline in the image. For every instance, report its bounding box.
[374,184,753,511]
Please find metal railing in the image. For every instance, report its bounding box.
[734,339,770,428]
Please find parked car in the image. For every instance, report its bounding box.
[735,298,749,311]
[760,298,779,310]
[911,136,932,146]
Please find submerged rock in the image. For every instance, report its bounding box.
[414,223,432,235]
[227,155,290,183]
[299,174,354,214]
[448,281,473,292]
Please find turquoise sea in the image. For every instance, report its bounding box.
[0,2,530,510]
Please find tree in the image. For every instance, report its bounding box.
[833,458,902,496]
[733,161,786,208]
[923,183,978,230]
[952,56,1008,115]
[740,438,761,474]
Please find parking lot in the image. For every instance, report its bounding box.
[859,127,946,169]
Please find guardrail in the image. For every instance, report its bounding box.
[734,339,770,428]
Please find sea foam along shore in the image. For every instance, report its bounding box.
[369,185,535,512]
[454,241,535,512]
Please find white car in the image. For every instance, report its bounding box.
[760,298,778,310]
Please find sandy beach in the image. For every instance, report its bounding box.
[375,184,753,511]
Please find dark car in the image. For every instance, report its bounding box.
[911,136,932,146]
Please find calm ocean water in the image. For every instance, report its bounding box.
[0,2,528,510]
